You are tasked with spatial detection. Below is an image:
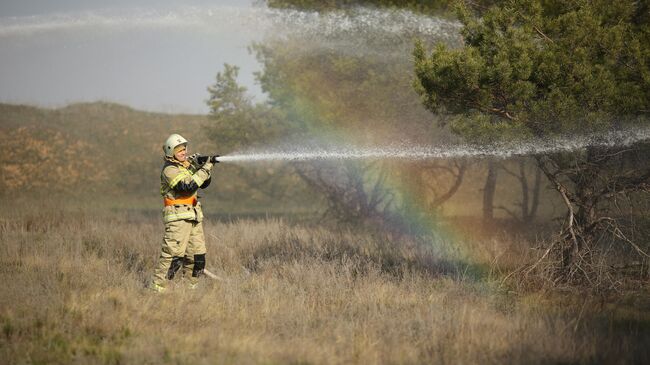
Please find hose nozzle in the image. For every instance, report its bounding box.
[190,154,220,165]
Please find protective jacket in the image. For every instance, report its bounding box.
[160,158,212,223]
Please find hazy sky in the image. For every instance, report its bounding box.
[0,0,265,114]
[0,1,461,114]
[0,1,250,16]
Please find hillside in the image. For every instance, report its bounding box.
[0,102,321,217]
[0,102,211,194]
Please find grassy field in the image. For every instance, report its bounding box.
[1,199,650,365]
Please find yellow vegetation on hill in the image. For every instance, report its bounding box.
[0,102,209,194]
[0,126,106,190]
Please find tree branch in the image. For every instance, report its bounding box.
[533,26,554,43]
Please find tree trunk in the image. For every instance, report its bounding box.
[536,154,597,271]
[573,147,600,237]
[519,160,530,221]
[521,162,542,223]
[430,161,467,208]
[527,166,542,222]
[483,160,498,222]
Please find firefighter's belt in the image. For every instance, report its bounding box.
[164,196,197,206]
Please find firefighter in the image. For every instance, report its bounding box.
[150,133,214,292]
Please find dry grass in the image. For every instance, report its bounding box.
[1,201,649,364]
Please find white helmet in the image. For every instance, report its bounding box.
[163,134,188,157]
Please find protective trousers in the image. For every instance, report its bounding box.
[153,219,206,287]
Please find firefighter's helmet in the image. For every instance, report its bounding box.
[163,134,188,157]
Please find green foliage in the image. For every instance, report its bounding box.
[206,64,313,206]
[207,64,287,150]
[413,0,650,276]
[253,41,438,144]
[207,64,249,117]
[413,0,650,139]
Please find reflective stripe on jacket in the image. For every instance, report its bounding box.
[160,159,211,223]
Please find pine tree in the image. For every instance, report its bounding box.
[413,0,650,282]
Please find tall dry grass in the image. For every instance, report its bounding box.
[1,201,649,364]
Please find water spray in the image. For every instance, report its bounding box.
[216,127,650,163]
[0,6,460,41]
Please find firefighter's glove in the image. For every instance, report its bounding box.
[202,160,214,171]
